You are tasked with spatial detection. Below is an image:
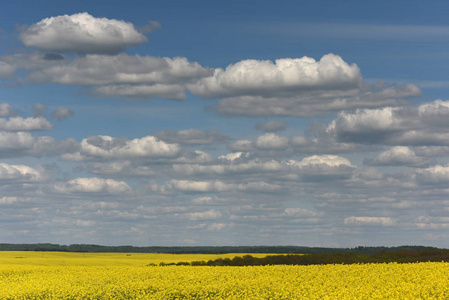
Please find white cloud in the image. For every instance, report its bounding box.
[344,216,396,226]
[54,177,131,194]
[26,54,211,99]
[255,133,289,150]
[0,117,54,131]
[0,132,33,150]
[0,163,44,182]
[416,165,449,184]
[188,53,419,117]
[327,100,449,146]
[190,53,362,98]
[0,131,77,158]
[191,196,215,205]
[166,179,232,192]
[290,155,354,168]
[78,135,181,160]
[288,155,356,180]
[366,146,432,167]
[283,207,318,217]
[163,179,281,193]
[19,12,147,54]
[218,152,249,161]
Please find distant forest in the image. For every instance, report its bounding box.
[164,248,449,266]
[0,243,439,254]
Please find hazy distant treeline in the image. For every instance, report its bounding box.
[0,243,437,254]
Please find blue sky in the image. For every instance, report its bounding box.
[1,0,449,247]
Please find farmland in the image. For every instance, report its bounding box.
[2,251,449,299]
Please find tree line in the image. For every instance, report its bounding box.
[0,243,435,254]
[159,248,449,266]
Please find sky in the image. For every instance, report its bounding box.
[1,0,449,248]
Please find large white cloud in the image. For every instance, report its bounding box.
[188,53,420,117]
[327,100,449,145]
[190,53,362,98]
[0,163,44,182]
[19,12,147,54]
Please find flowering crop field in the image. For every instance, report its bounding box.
[2,252,449,299]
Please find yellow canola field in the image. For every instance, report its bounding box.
[2,261,449,299]
[0,251,271,266]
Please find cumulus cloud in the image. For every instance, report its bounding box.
[160,179,281,193]
[25,54,211,100]
[188,53,420,117]
[54,177,131,194]
[0,132,77,158]
[288,155,356,181]
[365,146,432,167]
[19,12,147,54]
[0,117,54,131]
[255,120,286,132]
[51,107,74,120]
[190,53,362,98]
[327,100,449,146]
[344,216,396,226]
[74,135,181,160]
[290,155,354,168]
[0,163,44,182]
[218,152,249,162]
[155,129,229,145]
[416,165,449,184]
[256,133,289,150]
